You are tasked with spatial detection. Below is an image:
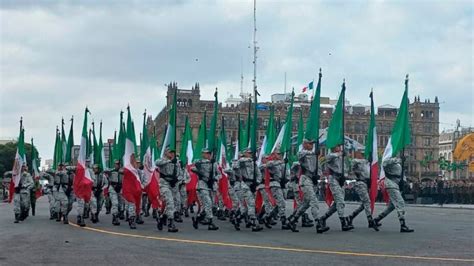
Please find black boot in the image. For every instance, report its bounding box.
[287,215,300,232]
[152,209,157,219]
[91,213,97,224]
[281,216,290,230]
[14,213,20,223]
[184,208,189,218]
[244,213,251,228]
[156,215,164,231]
[367,215,379,232]
[77,216,86,227]
[50,211,56,220]
[208,219,219,230]
[112,214,120,226]
[301,213,314,228]
[63,214,69,224]
[174,212,183,223]
[168,218,178,233]
[129,216,137,229]
[119,211,125,220]
[217,209,227,221]
[399,219,414,233]
[233,211,241,231]
[251,218,263,232]
[345,217,355,230]
[192,215,199,229]
[373,211,388,227]
[31,205,36,216]
[316,218,330,234]
[136,214,144,225]
[56,212,62,222]
[340,217,353,231]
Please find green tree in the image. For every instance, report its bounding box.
[0,142,35,180]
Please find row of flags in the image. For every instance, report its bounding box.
[10,74,411,214]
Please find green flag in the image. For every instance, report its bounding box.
[297,109,304,151]
[180,116,193,165]
[305,69,322,142]
[388,75,411,156]
[60,118,67,163]
[140,110,149,162]
[245,99,252,149]
[280,90,295,153]
[250,90,259,153]
[264,106,276,155]
[160,87,177,157]
[65,116,74,164]
[238,114,247,152]
[53,127,60,170]
[92,122,101,166]
[194,111,207,161]
[326,81,346,149]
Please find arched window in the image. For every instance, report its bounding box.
[188,99,192,107]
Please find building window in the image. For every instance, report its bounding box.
[424,138,431,146]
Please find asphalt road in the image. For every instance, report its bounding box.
[0,197,473,266]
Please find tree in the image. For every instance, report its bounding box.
[0,142,35,180]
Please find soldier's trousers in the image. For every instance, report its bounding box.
[295,176,319,220]
[240,184,256,219]
[54,188,69,215]
[171,185,181,212]
[228,184,239,211]
[141,193,148,213]
[325,176,346,218]
[91,192,104,214]
[47,189,55,214]
[76,198,85,216]
[258,187,273,215]
[159,179,176,217]
[13,191,30,215]
[270,186,286,218]
[352,181,372,218]
[378,188,406,220]
[109,187,124,215]
[179,184,187,209]
[197,188,214,219]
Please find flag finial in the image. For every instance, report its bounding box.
[405,74,409,87]
[20,117,23,129]
[319,67,322,76]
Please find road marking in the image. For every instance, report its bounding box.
[70,223,473,263]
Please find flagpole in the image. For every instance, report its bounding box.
[315,69,322,178]
[341,80,346,185]
[400,74,409,194]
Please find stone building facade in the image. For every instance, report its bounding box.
[152,82,440,180]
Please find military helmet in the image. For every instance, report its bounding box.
[383,157,402,176]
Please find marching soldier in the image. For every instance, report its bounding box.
[12,165,33,223]
[55,163,72,224]
[231,158,243,230]
[319,146,353,232]
[373,158,414,233]
[265,150,291,230]
[190,148,219,230]
[237,148,263,232]
[90,164,108,223]
[288,139,327,233]
[109,160,125,226]
[347,151,379,231]
[155,147,180,233]
[224,163,240,228]
[41,170,56,220]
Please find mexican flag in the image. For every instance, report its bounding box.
[73,108,93,202]
[141,110,160,209]
[160,87,177,158]
[98,121,106,170]
[181,116,198,205]
[52,128,59,170]
[302,80,314,93]
[365,91,379,213]
[217,117,232,209]
[257,105,275,165]
[122,106,143,215]
[9,121,26,203]
[305,69,322,143]
[380,75,411,181]
[65,116,74,165]
[273,90,294,154]
[326,82,346,149]
[297,110,304,152]
[193,111,207,161]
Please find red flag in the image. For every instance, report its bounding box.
[255,190,263,214]
[74,108,93,202]
[324,184,333,206]
[217,167,232,210]
[264,168,276,206]
[186,164,199,205]
[144,170,161,209]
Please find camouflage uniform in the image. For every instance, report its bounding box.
[90,169,108,223]
[374,158,414,233]
[13,171,33,222]
[109,168,125,225]
[55,169,73,223]
[155,157,181,232]
[41,171,56,219]
[347,159,378,231]
[238,156,263,231]
[290,149,326,232]
[191,158,219,230]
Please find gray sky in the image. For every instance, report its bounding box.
[1,0,473,162]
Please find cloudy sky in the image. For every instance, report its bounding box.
[1,0,472,162]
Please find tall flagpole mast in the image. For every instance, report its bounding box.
[253,0,257,96]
